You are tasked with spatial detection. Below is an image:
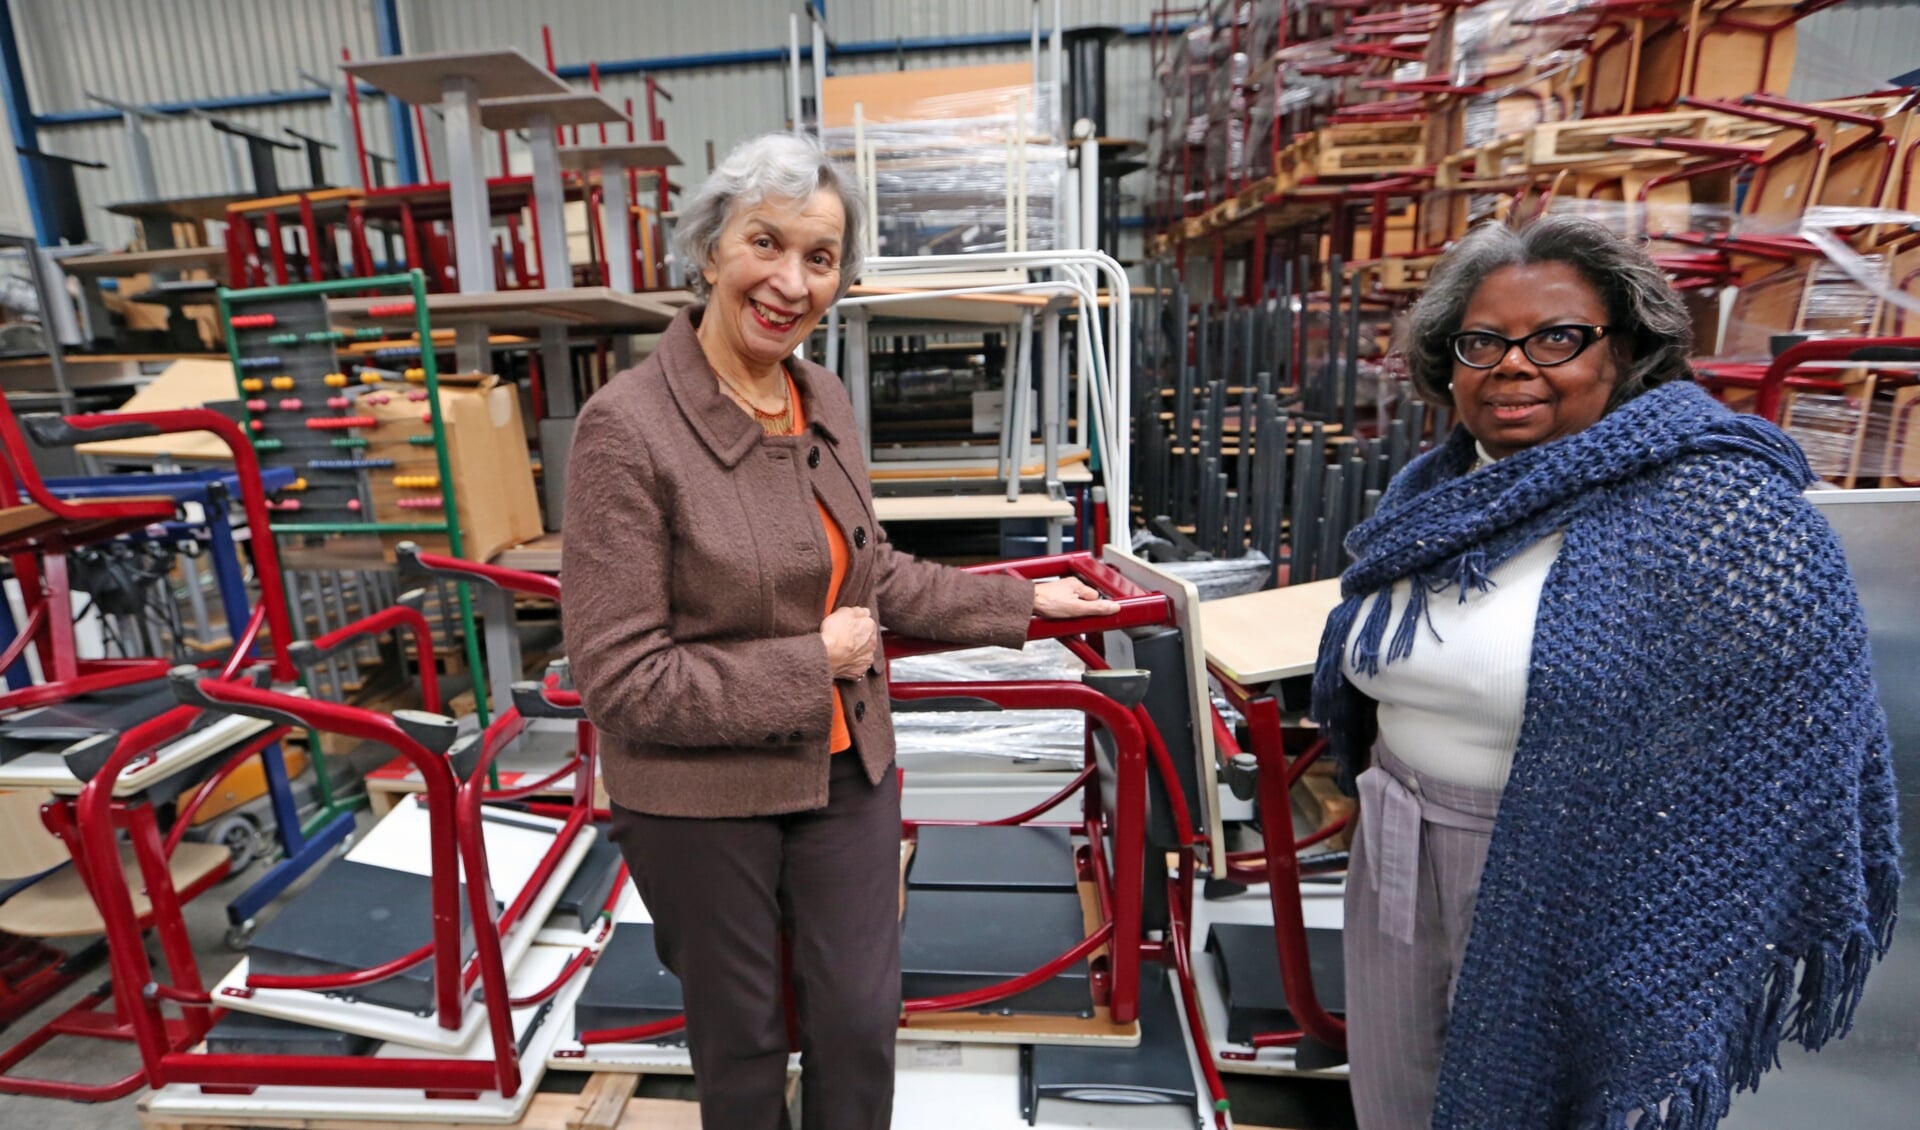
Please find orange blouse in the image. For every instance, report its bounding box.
[788,375,854,753]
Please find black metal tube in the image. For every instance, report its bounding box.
[1344,270,1363,436]
[1173,364,1197,525]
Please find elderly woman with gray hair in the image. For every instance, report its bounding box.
[1311,215,1899,1129]
[561,134,1115,1129]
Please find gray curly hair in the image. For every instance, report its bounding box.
[1401,215,1694,409]
[673,133,865,304]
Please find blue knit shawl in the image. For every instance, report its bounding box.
[1309,382,1902,1129]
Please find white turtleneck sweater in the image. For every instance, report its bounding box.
[1339,444,1563,790]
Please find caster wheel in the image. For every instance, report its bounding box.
[209,816,262,870]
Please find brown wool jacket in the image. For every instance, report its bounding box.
[562,307,1036,818]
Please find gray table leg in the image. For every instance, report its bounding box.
[1042,300,1061,495]
[601,160,633,293]
[479,584,521,716]
[528,113,570,290]
[440,75,493,295]
[845,310,871,461]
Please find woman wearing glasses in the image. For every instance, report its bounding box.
[1313,215,1899,1129]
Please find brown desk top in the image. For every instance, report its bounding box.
[479,92,628,131]
[340,49,568,106]
[58,247,228,278]
[328,287,694,331]
[106,193,251,224]
[557,142,682,172]
[1199,578,1345,686]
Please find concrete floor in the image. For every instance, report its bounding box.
[0,804,1355,1130]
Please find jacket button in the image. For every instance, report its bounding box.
[789,729,804,742]
[765,732,780,745]
[853,526,868,549]
[853,700,866,721]
[807,446,820,468]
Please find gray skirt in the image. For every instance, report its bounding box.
[1342,739,1502,1130]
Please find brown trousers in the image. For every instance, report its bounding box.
[606,753,900,1130]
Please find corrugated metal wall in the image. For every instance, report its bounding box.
[2,0,389,242]
[0,0,1161,247]
[1,1,1914,246]
[1785,0,1920,102]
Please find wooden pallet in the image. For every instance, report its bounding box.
[1315,118,1430,176]
[1315,142,1426,175]
[137,1073,701,1130]
[1435,134,1530,192]
[1527,111,1716,168]
[1154,133,1322,249]
[1359,255,1438,293]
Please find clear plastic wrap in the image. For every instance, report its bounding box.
[820,78,1067,258]
[1779,384,1881,486]
[1539,198,1739,242]
[888,640,1089,768]
[1449,1,1596,83]
[1157,552,1275,600]
[1448,1,1591,150]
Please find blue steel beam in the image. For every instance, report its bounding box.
[372,0,419,185]
[30,22,1190,129]
[0,0,55,242]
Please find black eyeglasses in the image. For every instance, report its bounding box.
[1449,324,1610,369]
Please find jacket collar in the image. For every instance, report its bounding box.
[661,305,841,467]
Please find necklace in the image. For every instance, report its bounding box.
[715,370,793,435]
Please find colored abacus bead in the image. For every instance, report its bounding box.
[407,434,435,445]
[246,399,268,412]
[237,355,281,370]
[305,415,376,429]
[323,373,349,387]
[271,376,296,390]
[327,396,350,409]
[269,499,300,511]
[406,390,428,401]
[345,499,363,512]
[279,398,302,410]
[365,394,391,405]
[395,496,444,510]
[241,378,265,392]
[255,438,283,451]
[404,367,426,381]
[266,332,300,346]
[365,301,416,318]
[393,474,440,489]
[307,458,395,470]
[288,478,308,491]
[331,438,368,448]
[249,419,264,432]
[354,327,384,340]
[360,372,382,384]
[230,313,276,329]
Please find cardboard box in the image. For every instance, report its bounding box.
[361,374,543,563]
[74,357,240,463]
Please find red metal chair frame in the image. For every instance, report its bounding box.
[74,563,595,1100]
[1205,676,1349,1062]
[1750,336,1920,424]
[570,553,1162,1055]
[0,405,300,1099]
